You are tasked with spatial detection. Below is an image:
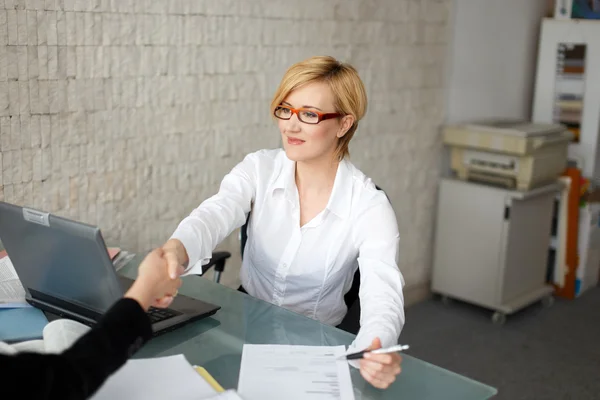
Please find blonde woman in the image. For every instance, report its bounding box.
[161,56,405,389]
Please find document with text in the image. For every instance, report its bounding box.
[0,253,27,307]
[238,345,354,400]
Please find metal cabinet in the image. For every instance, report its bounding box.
[431,179,560,323]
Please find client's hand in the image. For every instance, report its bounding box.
[124,248,182,311]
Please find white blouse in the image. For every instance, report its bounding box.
[171,148,405,352]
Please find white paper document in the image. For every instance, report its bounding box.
[90,354,219,400]
[238,345,355,400]
[0,255,27,307]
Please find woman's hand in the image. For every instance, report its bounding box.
[162,239,189,279]
[124,248,182,311]
[359,337,402,389]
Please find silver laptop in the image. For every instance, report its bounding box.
[0,201,220,336]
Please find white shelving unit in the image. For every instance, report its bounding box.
[532,18,600,180]
[532,18,600,296]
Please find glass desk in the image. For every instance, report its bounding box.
[121,256,497,399]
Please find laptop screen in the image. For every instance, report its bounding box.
[0,202,123,316]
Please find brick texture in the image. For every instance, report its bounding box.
[0,0,450,288]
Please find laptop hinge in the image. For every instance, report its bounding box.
[28,289,103,325]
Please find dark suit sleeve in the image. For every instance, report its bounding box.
[0,298,152,400]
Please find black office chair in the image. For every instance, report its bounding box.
[199,186,389,335]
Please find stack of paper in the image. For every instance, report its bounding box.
[0,251,29,308]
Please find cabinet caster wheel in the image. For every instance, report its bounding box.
[542,295,554,308]
[492,312,506,325]
[441,296,451,305]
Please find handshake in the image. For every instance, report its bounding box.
[124,239,190,312]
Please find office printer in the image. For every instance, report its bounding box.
[443,120,572,190]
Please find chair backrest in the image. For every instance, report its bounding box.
[239,185,388,312]
[240,213,250,259]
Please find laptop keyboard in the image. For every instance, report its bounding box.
[146,307,181,323]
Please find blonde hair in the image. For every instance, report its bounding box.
[270,56,368,161]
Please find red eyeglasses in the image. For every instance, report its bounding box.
[273,105,342,125]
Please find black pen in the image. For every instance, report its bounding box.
[338,344,410,360]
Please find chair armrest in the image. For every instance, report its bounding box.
[201,251,232,275]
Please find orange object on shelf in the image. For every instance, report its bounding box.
[554,167,581,299]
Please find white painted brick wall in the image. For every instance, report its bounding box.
[0,0,450,289]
